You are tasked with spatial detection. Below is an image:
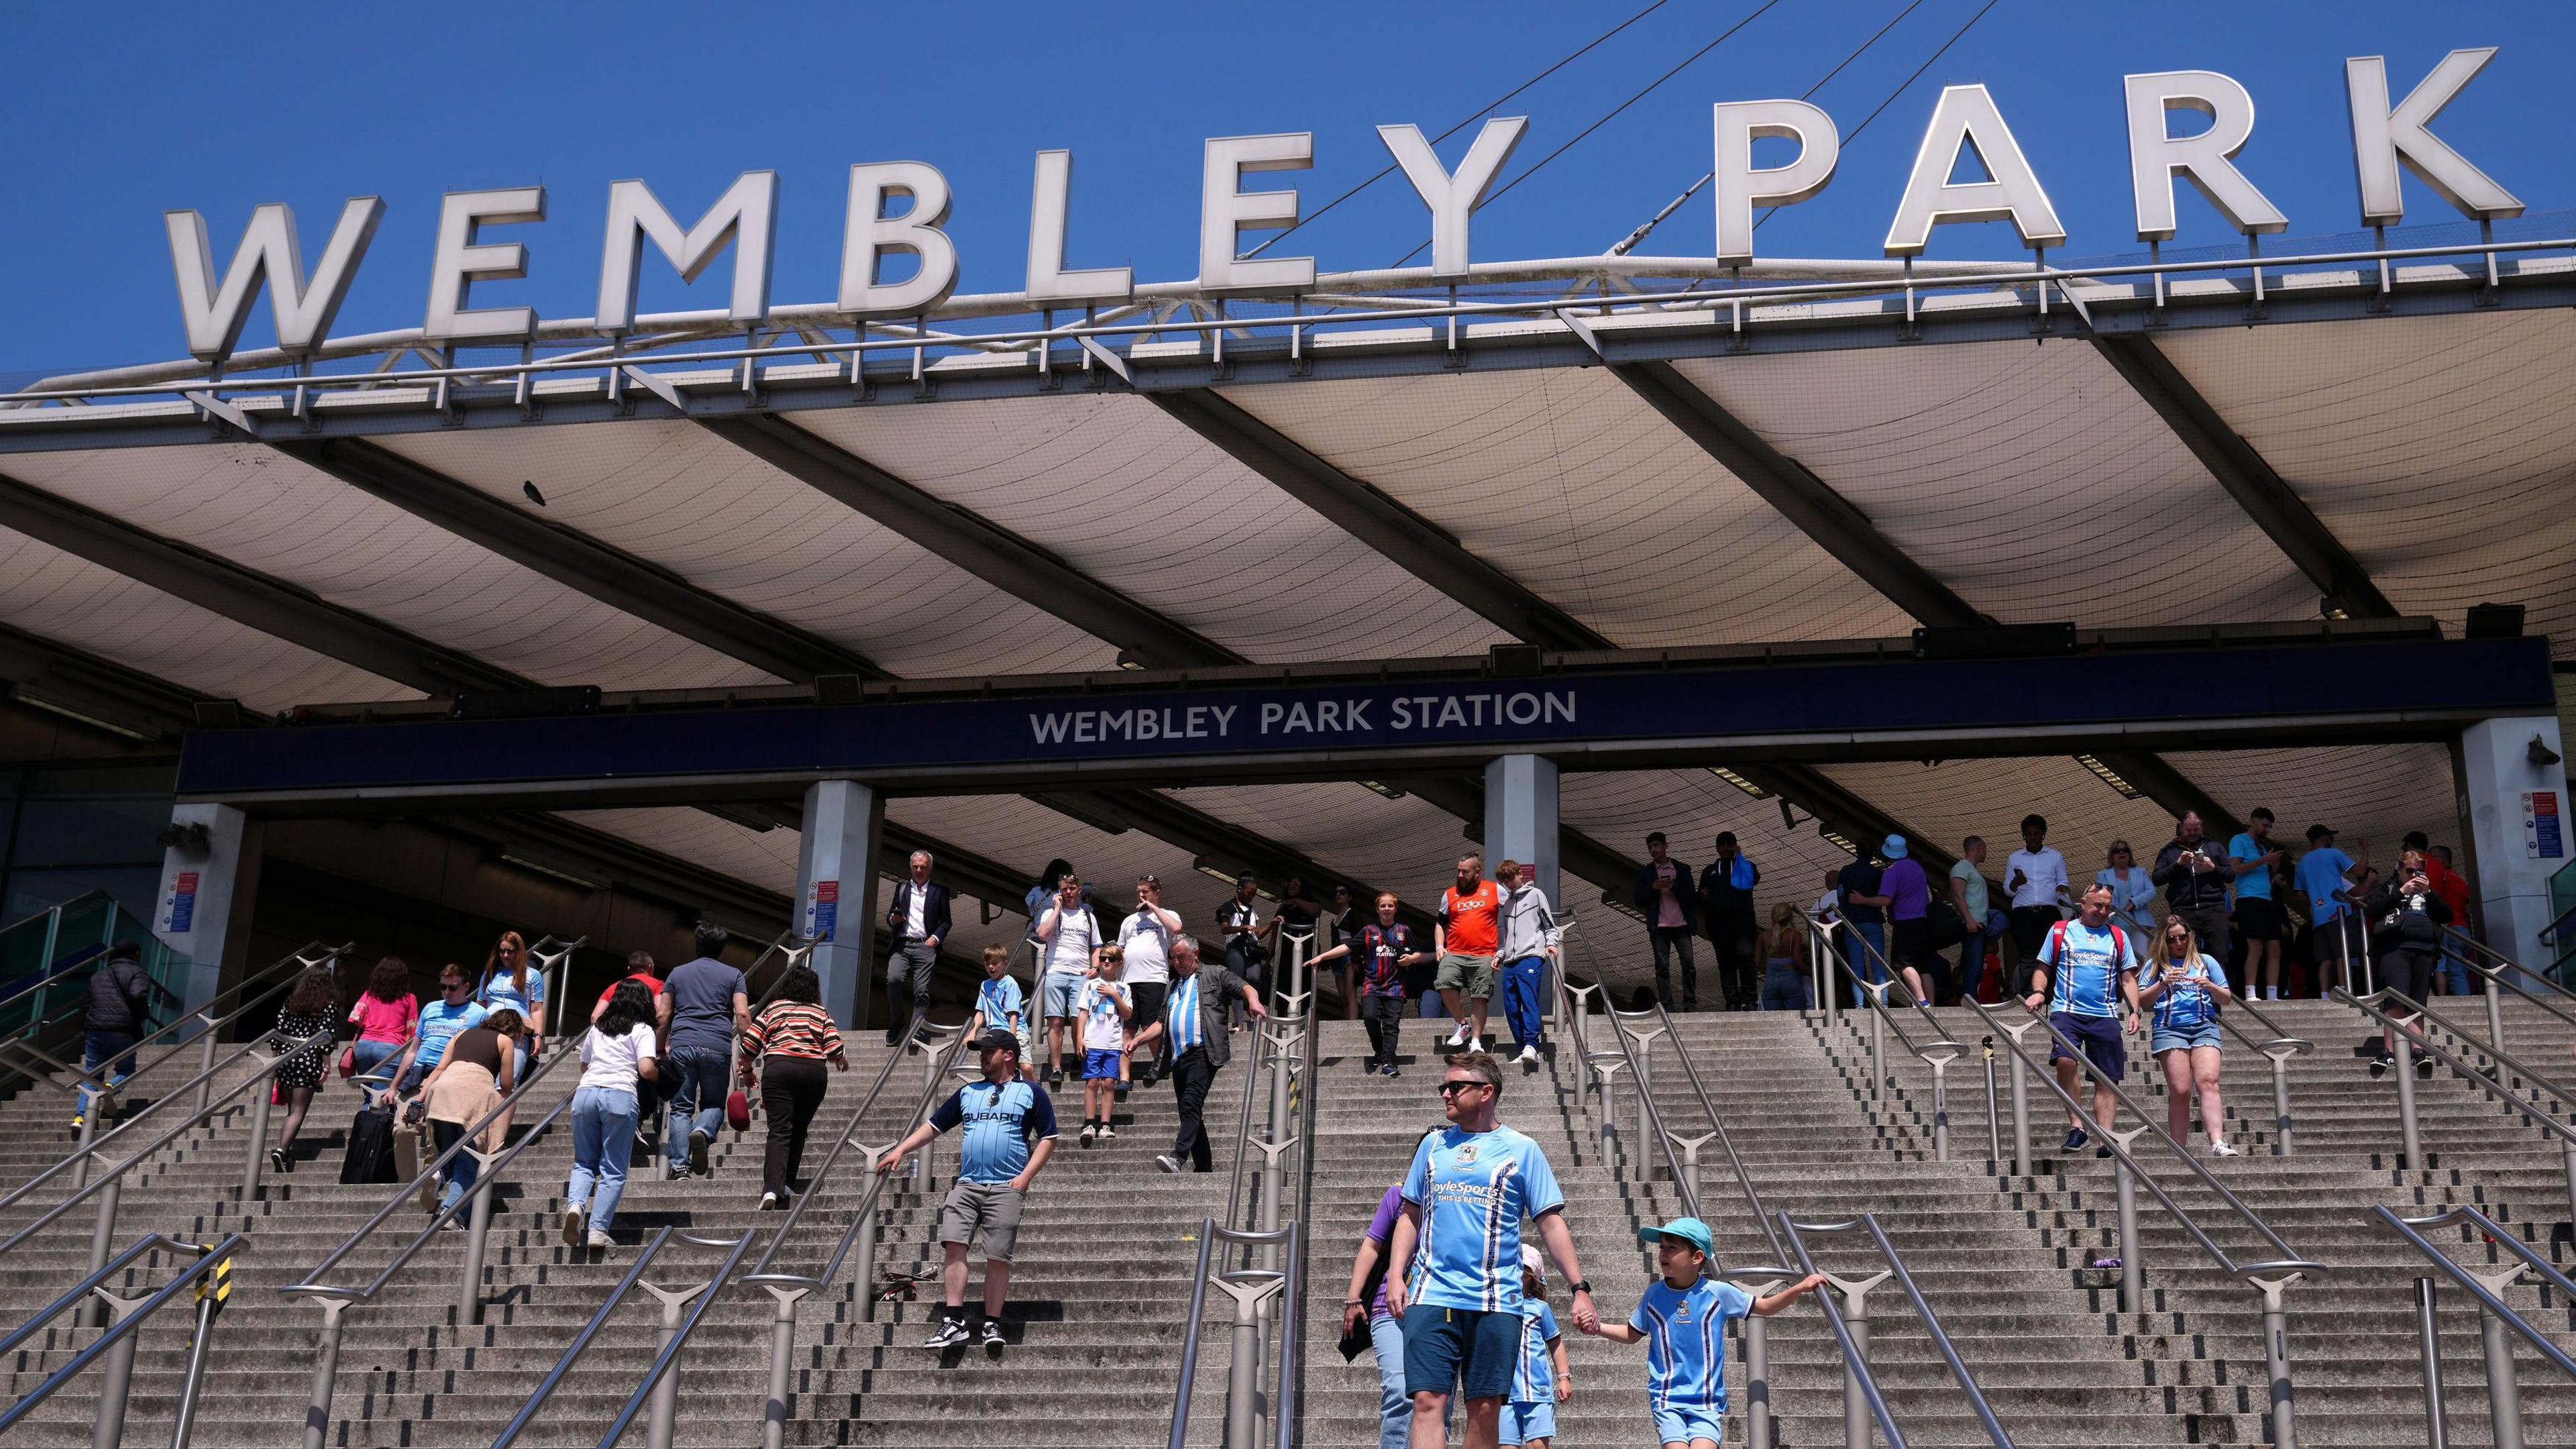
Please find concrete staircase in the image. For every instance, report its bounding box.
[0,1033,1246,1448]
[1817,992,2576,1446]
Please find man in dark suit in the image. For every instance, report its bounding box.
[883,849,953,1043]
[1154,934,1267,1174]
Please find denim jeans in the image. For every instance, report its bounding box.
[433,1118,480,1214]
[2435,947,2471,996]
[78,1030,136,1119]
[351,1039,401,1085]
[568,1085,639,1235]
[1758,967,1811,1010]
[1846,921,1888,987]
[1955,928,1986,1004]
[663,1045,731,1169]
[1370,1313,1452,1449]
[1499,955,1547,1049]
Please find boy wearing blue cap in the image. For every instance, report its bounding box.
[1582,1217,1827,1449]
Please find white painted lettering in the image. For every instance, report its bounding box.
[1260,702,1284,734]
[1544,691,1576,723]
[1347,699,1373,730]
[1101,708,1132,739]
[1505,692,1539,724]
[1318,700,1341,731]
[1210,705,1238,735]
[1031,713,1072,744]
[1436,696,1466,728]
[1392,698,1412,729]
[1073,712,1097,743]
[1186,706,1209,738]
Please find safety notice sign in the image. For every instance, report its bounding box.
[2524,791,2564,859]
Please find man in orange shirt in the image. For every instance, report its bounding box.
[1435,852,1505,1054]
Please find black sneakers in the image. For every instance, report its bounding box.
[2061,1127,2089,1152]
[979,1318,1006,1348]
[922,1316,970,1350]
[688,1129,711,1177]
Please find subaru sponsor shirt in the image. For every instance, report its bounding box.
[2037,920,2130,1019]
[1513,1303,1560,1404]
[927,1077,1059,1185]
[1437,881,1505,957]
[1631,1276,1752,1417]
[2296,847,2358,924]
[2227,835,2273,900]
[413,998,489,1071]
[1399,1124,1566,1315]
[2149,953,2229,1033]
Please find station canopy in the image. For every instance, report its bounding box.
[0,213,2566,983]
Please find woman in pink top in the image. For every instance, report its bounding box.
[347,955,419,1085]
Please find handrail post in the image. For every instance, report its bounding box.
[2414,1277,2449,1449]
[70,1095,101,1192]
[191,1013,219,1118]
[77,1174,123,1330]
[1718,1270,1782,1449]
[1980,1037,2001,1167]
[758,1282,812,1449]
[1674,1132,1714,1208]
[1998,1019,2035,1177]
[455,1144,501,1325]
[1590,1057,1624,1159]
[2390,1006,2424,1169]
[239,1074,276,1199]
[2484,967,2507,1057]
[641,1281,708,1449]
[2251,1272,2301,1449]
[2265,1045,2298,1157]
[847,1144,894,1321]
[1823,1269,1892,1448]
[1864,981,1888,1099]
[2562,1140,2576,1238]
[2107,1126,2148,1313]
[168,1273,223,1449]
[2471,1264,2528,1449]
[1925,1050,1957,1163]
[1210,1273,1283,1449]
[86,1288,144,1449]
[301,1297,352,1449]
[1625,1019,1663,1158]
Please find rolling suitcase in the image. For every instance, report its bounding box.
[340,1093,400,1183]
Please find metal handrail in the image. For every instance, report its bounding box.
[0,1028,301,1220]
[0,892,153,1020]
[282,1042,578,1298]
[2371,1203,2576,1375]
[2334,987,2576,1234]
[486,1226,672,1449]
[612,1014,954,1449]
[1645,998,1789,1266]
[1170,986,1301,1449]
[0,1026,333,1256]
[1777,1214,1912,1449]
[1167,1226,1296,1449]
[1783,1213,2020,1448]
[536,1230,757,1449]
[2441,926,2576,1021]
[1275,971,1324,1449]
[1550,919,1705,1227]
[3,938,341,1113]
[0,1232,249,1444]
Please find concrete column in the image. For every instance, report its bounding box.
[1483,754,1560,904]
[2457,716,2571,973]
[151,803,261,1014]
[796,780,884,1030]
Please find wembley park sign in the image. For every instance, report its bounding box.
[166,48,2526,364]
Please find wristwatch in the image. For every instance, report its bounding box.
[1569,1280,1592,1295]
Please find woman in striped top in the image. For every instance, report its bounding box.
[737,964,849,1208]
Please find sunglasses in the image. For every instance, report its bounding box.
[1438,1079,1490,1097]
[441,981,471,993]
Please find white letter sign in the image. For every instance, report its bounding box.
[2346,48,2523,225]
[1377,117,1526,278]
[425,186,545,341]
[1199,133,1314,292]
[838,162,959,317]
[2123,70,2286,240]
[1884,85,2065,256]
[595,171,777,331]
[1711,100,1839,267]
[1025,150,1132,304]
[164,198,383,362]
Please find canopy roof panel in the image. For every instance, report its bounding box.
[2157,311,2576,654]
[2159,744,2459,858]
[383,421,1112,678]
[3,441,767,690]
[1220,369,1917,648]
[791,396,1503,663]
[1673,343,2321,627]
[0,524,405,710]
[1559,767,1856,915]
[1819,756,2181,881]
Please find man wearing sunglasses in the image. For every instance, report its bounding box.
[392,965,488,1098]
[1383,1053,1598,1449]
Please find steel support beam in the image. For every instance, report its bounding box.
[698,415,1242,670]
[1618,360,2238,839]
[2088,334,2396,619]
[1724,764,1958,877]
[0,467,527,697]
[1150,390,1615,652]
[0,622,205,741]
[2087,749,2241,839]
[268,437,883,684]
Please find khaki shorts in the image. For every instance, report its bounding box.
[937,1179,1026,1261]
[1433,951,1497,1001]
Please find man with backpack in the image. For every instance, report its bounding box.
[76,942,170,1128]
[2023,881,2140,1158]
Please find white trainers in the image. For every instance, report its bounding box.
[562,1206,586,1246]
[1515,1045,1540,1066]
[1097,1122,1115,1140]
[2207,1138,2240,1157]
[585,1228,614,1250]
[1445,1023,1473,1049]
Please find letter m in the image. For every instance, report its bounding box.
[165,199,384,362]
[596,172,778,331]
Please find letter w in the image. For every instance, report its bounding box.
[1030,712,1072,744]
[164,199,384,362]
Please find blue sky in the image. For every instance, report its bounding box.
[3,1,2569,375]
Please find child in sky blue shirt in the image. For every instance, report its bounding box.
[1583,1218,1826,1449]
[1501,1246,1571,1448]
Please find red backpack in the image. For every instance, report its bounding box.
[2042,918,2127,996]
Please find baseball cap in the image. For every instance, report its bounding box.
[1636,1216,1715,1257]
[2305,823,2337,843]
[1521,1244,1546,1285]
[973,1030,1021,1057]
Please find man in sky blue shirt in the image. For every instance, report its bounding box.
[2295,824,2372,995]
[883,1032,1059,1351]
[1386,1051,1599,1449]
[392,965,488,1096]
[2226,808,2288,1001]
[2024,883,2138,1156]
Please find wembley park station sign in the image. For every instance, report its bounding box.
[166,48,2528,364]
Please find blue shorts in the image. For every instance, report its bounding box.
[1403,1303,1523,1401]
[1082,1048,1122,1080]
[1652,1404,1725,1446]
[2047,1011,2126,1081]
[1042,973,1084,1019]
[1500,1399,1556,1445]
[2152,1021,2222,1055]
